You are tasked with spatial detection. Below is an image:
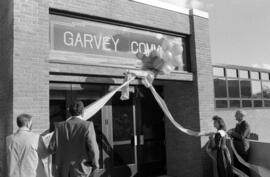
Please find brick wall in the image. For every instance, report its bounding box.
[0,1,50,175]
[0,0,214,177]
[164,14,214,177]
[164,81,203,177]
[0,0,13,176]
[13,0,50,133]
[189,14,215,177]
[49,0,190,35]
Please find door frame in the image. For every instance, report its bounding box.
[109,89,139,177]
[49,82,167,177]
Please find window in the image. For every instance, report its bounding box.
[254,100,263,107]
[242,100,252,108]
[240,80,251,98]
[239,70,249,79]
[229,100,240,108]
[216,100,228,108]
[213,67,225,77]
[264,100,270,107]
[226,69,237,78]
[261,73,269,80]
[262,81,270,98]
[214,78,227,98]
[213,66,270,109]
[250,72,260,80]
[228,79,240,98]
[251,81,262,98]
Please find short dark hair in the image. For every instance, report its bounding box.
[212,115,227,131]
[69,101,84,116]
[17,114,32,128]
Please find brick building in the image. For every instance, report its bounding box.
[0,0,214,177]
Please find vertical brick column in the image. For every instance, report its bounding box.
[13,0,50,133]
[0,2,50,175]
[189,9,215,177]
[164,10,214,177]
[0,0,14,176]
[164,81,202,177]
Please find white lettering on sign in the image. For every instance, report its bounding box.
[84,34,93,48]
[94,35,102,50]
[131,41,138,54]
[64,31,74,46]
[63,31,119,52]
[102,36,111,51]
[63,31,161,55]
[74,33,83,47]
[131,40,162,56]
[111,37,119,52]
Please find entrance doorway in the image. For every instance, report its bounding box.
[49,83,166,177]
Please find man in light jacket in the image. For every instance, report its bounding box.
[48,100,100,177]
[6,114,48,177]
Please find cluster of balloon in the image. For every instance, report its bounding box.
[151,39,184,75]
[133,38,184,88]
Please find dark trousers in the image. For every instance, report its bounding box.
[233,149,250,177]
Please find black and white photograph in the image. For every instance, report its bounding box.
[1,0,270,177]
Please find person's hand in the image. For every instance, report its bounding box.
[92,164,99,172]
[227,129,233,137]
[209,134,214,140]
[90,165,99,177]
[198,131,215,137]
[199,131,206,136]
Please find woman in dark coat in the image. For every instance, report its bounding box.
[200,116,234,177]
[210,116,234,177]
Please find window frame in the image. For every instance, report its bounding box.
[213,66,270,109]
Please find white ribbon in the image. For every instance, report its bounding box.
[147,84,199,136]
[82,75,135,120]
[144,75,269,177]
[42,70,270,177]
[229,139,270,177]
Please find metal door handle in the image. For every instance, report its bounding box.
[133,135,137,146]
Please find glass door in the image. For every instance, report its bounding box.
[136,86,166,177]
[111,91,138,177]
[50,83,166,177]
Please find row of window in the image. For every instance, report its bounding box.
[213,67,270,80]
[213,67,270,109]
[214,78,270,99]
[216,99,270,109]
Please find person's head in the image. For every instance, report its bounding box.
[212,115,226,131]
[69,100,84,116]
[235,110,246,122]
[17,114,32,129]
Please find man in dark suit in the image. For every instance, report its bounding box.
[48,101,100,177]
[228,110,251,176]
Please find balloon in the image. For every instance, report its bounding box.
[136,52,144,59]
[172,54,183,68]
[162,39,173,51]
[163,51,173,62]
[135,60,143,68]
[171,44,183,56]
[160,63,175,75]
[150,50,159,59]
[153,58,165,71]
